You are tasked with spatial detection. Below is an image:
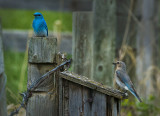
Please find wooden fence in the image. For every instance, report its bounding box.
[26,1,127,115]
[26,36,126,116]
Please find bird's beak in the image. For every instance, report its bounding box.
[112,62,117,65]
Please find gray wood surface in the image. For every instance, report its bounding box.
[27,37,58,116]
[92,0,115,86]
[28,37,57,63]
[61,80,121,116]
[72,12,93,78]
[27,64,56,91]
[136,0,160,99]
[0,23,7,116]
[60,72,127,99]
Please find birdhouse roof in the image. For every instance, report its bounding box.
[60,71,127,99]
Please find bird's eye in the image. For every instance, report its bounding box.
[117,62,119,64]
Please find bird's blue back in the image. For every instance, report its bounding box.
[32,13,48,37]
[116,69,142,102]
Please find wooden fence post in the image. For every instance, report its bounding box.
[92,0,116,86]
[136,0,160,100]
[0,21,7,116]
[26,37,58,116]
[72,12,93,78]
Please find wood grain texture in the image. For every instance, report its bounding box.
[72,12,93,78]
[92,0,115,86]
[27,37,58,116]
[27,64,56,92]
[83,87,107,116]
[26,93,58,116]
[136,0,160,99]
[60,72,127,99]
[28,37,57,63]
[61,80,121,116]
[68,82,83,116]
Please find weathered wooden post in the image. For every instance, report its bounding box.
[136,0,160,100]
[27,37,58,116]
[92,0,115,86]
[72,12,93,78]
[0,21,7,116]
[71,10,125,115]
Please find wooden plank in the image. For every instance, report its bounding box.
[27,93,58,116]
[112,98,117,116]
[136,0,160,98]
[92,0,115,86]
[28,37,57,63]
[111,98,121,116]
[106,96,113,116]
[60,72,127,99]
[83,88,107,116]
[68,82,83,116]
[59,77,63,116]
[27,37,58,116]
[72,12,93,78]
[63,79,69,116]
[0,21,7,116]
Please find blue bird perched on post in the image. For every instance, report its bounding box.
[32,12,48,37]
[112,61,142,102]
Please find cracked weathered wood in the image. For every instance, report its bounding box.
[60,72,127,99]
[60,72,124,116]
[28,37,57,63]
[92,0,115,86]
[27,37,58,116]
[72,12,93,78]
[0,22,7,116]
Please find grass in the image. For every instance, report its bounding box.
[4,51,27,104]
[0,8,72,32]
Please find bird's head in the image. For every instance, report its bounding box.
[33,12,43,19]
[112,61,126,71]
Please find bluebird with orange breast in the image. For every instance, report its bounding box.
[112,61,142,102]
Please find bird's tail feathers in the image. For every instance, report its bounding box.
[129,88,142,102]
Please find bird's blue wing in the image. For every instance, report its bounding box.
[116,70,142,102]
[41,19,48,36]
[116,70,132,86]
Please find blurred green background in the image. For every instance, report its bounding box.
[0,8,72,105]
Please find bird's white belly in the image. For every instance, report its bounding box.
[115,76,128,90]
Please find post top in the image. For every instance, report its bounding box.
[60,71,128,99]
[28,37,57,63]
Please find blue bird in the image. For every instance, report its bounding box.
[113,61,142,102]
[32,12,48,37]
